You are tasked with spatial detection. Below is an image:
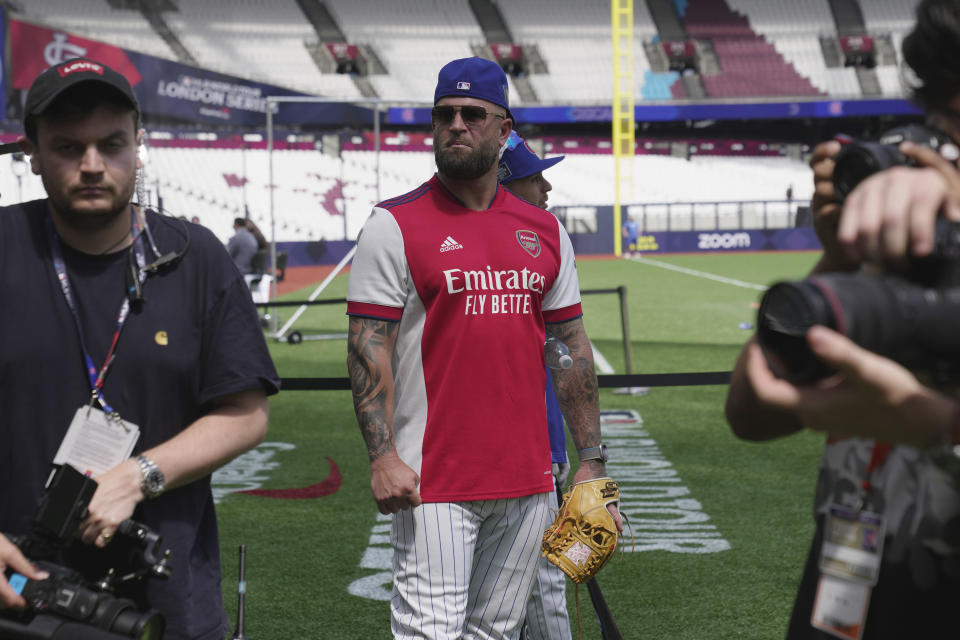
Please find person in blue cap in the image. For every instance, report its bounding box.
[498,130,563,209]
[500,131,574,640]
[346,57,622,639]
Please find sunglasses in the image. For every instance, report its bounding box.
[431,105,505,127]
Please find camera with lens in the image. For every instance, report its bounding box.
[755,124,960,384]
[0,464,171,640]
[831,123,960,202]
[757,219,960,384]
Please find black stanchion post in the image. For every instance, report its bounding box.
[231,544,247,640]
[617,285,633,375]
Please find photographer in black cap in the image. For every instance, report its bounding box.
[726,0,960,637]
[0,58,279,639]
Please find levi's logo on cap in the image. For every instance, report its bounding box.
[58,60,104,77]
[457,81,470,90]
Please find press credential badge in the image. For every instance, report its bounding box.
[53,406,140,477]
[811,505,886,640]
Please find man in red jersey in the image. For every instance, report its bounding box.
[346,57,622,639]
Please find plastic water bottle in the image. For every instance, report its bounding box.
[545,335,573,370]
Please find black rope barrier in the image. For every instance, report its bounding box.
[255,298,347,308]
[256,290,621,309]
[278,371,731,391]
[264,287,732,389]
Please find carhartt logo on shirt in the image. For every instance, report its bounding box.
[440,236,463,253]
[155,331,168,346]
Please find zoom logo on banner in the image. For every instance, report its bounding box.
[697,232,751,250]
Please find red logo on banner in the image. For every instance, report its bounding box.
[10,19,141,90]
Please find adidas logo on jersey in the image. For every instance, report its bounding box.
[440,236,463,253]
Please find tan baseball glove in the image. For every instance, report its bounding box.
[542,477,620,583]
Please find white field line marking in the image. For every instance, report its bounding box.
[628,255,769,291]
[591,341,615,374]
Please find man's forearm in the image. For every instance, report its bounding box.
[347,317,399,462]
[548,318,601,450]
[143,387,269,490]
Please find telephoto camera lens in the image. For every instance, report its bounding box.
[757,272,960,384]
[756,279,839,383]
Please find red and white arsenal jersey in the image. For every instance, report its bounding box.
[347,176,582,502]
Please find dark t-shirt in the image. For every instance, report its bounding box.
[787,517,960,639]
[0,200,280,639]
[786,436,960,639]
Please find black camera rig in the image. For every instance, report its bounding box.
[1,465,171,640]
[832,123,959,202]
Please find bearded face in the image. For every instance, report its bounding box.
[434,128,501,180]
[432,99,507,181]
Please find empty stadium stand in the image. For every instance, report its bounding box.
[16,0,175,60]
[4,0,924,254]
[7,0,921,102]
[678,0,824,99]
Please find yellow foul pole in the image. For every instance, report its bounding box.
[612,0,635,256]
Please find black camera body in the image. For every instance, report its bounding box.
[831,123,959,201]
[757,220,960,384]
[1,465,170,640]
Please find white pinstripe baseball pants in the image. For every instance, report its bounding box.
[523,488,573,640]
[390,493,552,640]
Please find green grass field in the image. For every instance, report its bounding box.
[214,251,825,639]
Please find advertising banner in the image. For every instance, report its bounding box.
[552,206,821,256]
[9,18,372,127]
[629,228,821,253]
[388,98,920,126]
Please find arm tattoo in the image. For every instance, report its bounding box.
[347,317,399,462]
[548,319,601,451]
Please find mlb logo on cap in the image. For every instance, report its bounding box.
[435,57,510,112]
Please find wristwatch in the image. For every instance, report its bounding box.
[135,455,166,499]
[578,444,609,463]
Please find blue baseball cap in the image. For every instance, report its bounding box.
[434,57,510,112]
[498,131,564,183]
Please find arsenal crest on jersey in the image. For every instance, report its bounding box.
[516,230,541,258]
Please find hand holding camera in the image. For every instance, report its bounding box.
[0,465,171,639]
[0,534,47,609]
[742,124,960,447]
[78,458,151,549]
[743,327,959,447]
[830,124,960,265]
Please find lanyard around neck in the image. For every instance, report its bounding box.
[46,207,148,415]
[859,440,893,506]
